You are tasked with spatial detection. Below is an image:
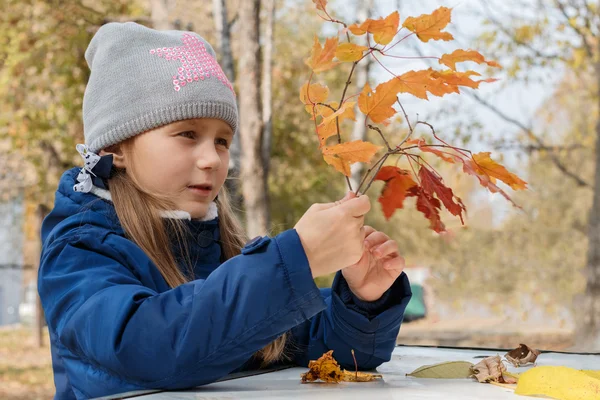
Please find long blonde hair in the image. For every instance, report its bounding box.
[108,166,288,365]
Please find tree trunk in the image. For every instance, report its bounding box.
[150,0,171,30]
[213,0,243,210]
[579,48,600,350]
[261,0,275,228]
[349,0,373,191]
[238,0,269,237]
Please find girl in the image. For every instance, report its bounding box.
[38,22,411,400]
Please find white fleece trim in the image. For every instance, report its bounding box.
[88,185,218,221]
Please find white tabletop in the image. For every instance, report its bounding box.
[104,346,600,399]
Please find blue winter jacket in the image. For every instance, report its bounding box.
[38,168,412,400]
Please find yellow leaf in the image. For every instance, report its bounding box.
[336,43,368,62]
[305,36,340,73]
[348,11,400,45]
[472,152,527,190]
[515,366,600,400]
[439,49,502,71]
[358,81,399,123]
[322,140,382,164]
[402,6,454,42]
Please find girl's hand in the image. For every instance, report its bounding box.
[342,225,405,302]
[294,193,371,278]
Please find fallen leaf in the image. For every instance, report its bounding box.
[374,166,418,220]
[515,366,600,400]
[402,6,454,42]
[342,370,383,382]
[301,350,343,383]
[470,355,506,383]
[505,344,541,367]
[407,361,475,379]
[305,36,340,73]
[439,49,502,71]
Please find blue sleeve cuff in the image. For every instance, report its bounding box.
[331,271,412,334]
[274,229,326,320]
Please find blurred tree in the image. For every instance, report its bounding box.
[469,0,600,348]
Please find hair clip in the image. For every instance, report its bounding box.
[73,144,113,193]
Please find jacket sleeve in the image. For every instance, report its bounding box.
[289,271,412,371]
[38,228,326,389]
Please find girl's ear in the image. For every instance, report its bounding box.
[100,145,127,169]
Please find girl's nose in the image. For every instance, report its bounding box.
[195,143,222,170]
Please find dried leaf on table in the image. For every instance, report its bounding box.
[407,361,475,379]
[300,350,383,383]
[301,350,343,383]
[469,355,506,383]
[504,343,541,367]
[342,370,383,382]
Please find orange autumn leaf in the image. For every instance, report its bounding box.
[336,43,369,62]
[323,154,351,176]
[439,49,502,71]
[317,101,356,146]
[312,0,327,12]
[374,166,418,219]
[402,6,454,42]
[459,157,521,208]
[408,186,446,233]
[392,69,439,100]
[348,11,400,45]
[358,81,399,123]
[472,152,528,190]
[305,35,340,73]
[406,138,456,163]
[322,140,382,163]
[299,82,329,118]
[418,167,465,222]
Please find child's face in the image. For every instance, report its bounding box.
[117,118,233,219]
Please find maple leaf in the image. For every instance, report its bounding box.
[405,138,456,163]
[402,6,454,42]
[348,11,400,45]
[439,49,502,71]
[336,43,369,62]
[322,140,382,176]
[393,69,436,100]
[305,35,340,73]
[311,0,327,12]
[418,167,465,223]
[299,82,329,118]
[459,157,522,208]
[316,101,356,146]
[374,166,417,219]
[407,186,446,233]
[471,152,528,190]
[358,81,399,123]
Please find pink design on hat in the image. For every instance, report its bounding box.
[149,33,235,95]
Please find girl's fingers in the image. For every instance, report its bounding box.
[372,239,398,258]
[383,255,405,271]
[364,231,388,250]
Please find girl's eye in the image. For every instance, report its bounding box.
[178,131,195,139]
[216,138,230,148]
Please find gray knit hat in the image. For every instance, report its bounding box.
[82,22,238,153]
